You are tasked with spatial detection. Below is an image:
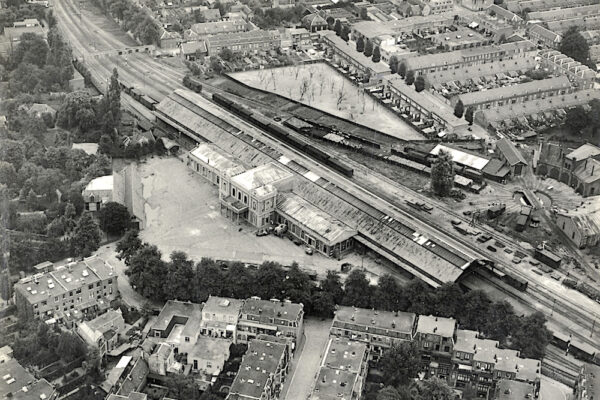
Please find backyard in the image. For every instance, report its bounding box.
[230,63,424,141]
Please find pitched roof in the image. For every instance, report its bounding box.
[566,143,600,161]
[495,138,527,166]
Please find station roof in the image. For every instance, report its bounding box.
[189,143,246,175]
[430,144,490,171]
[231,162,293,192]
[277,193,356,245]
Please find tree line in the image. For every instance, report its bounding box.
[91,0,160,45]
[117,231,551,359]
[564,99,600,135]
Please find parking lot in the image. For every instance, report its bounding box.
[137,156,402,282]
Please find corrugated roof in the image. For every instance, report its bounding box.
[495,138,527,166]
[277,193,356,245]
[189,143,245,175]
[430,144,490,171]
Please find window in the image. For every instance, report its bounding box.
[232,188,236,197]
[185,337,190,342]
[55,296,59,302]
[108,279,112,284]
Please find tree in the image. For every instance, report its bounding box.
[126,244,167,300]
[398,62,406,78]
[222,262,254,299]
[414,75,425,92]
[342,269,372,308]
[372,274,402,312]
[465,106,475,125]
[404,71,415,86]
[419,377,454,400]
[431,149,454,197]
[311,291,335,318]
[334,19,342,36]
[454,99,464,118]
[254,262,286,300]
[164,251,195,302]
[326,16,335,29]
[372,46,381,63]
[57,332,87,362]
[378,342,420,387]
[389,55,398,74]
[364,40,373,57]
[377,386,402,400]
[98,202,130,236]
[0,271,12,302]
[482,300,518,344]
[341,25,350,42]
[513,311,551,359]
[321,270,344,304]
[565,106,589,133]
[360,7,368,20]
[560,26,590,64]
[356,36,365,53]
[71,213,101,257]
[0,161,16,187]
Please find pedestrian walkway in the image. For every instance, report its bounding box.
[282,318,332,400]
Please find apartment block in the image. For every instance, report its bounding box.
[237,298,304,344]
[14,257,118,322]
[201,296,244,341]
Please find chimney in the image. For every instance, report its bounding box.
[433,326,438,333]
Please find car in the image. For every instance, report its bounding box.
[512,257,522,264]
[529,260,540,266]
[341,263,353,272]
[463,210,472,216]
[256,228,270,237]
[550,273,561,281]
[477,234,492,243]
[486,245,497,252]
[292,238,303,246]
[305,246,314,255]
[274,223,287,236]
[422,204,433,212]
[451,219,462,226]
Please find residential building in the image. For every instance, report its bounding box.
[574,363,600,399]
[275,193,356,258]
[322,33,391,83]
[506,0,597,13]
[187,143,246,186]
[0,346,13,363]
[415,315,456,376]
[302,13,328,32]
[229,4,253,21]
[149,300,203,354]
[310,338,369,400]
[556,196,600,248]
[527,4,600,22]
[189,336,231,377]
[14,256,118,322]
[181,41,208,60]
[0,358,56,400]
[200,296,243,341]
[402,41,536,78]
[190,20,249,37]
[147,343,177,376]
[82,175,114,211]
[220,162,294,228]
[528,24,561,48]
[351,13,456,42]
[107,392,148,400]
[419,0,453,14]
[536,142,600,197]
[330,306,417,360]
[77,309,125,357]
[199,8,222,22]
[226,336,289,400]
[159,30,181,50]
[539,49,596,88]
[429,28,491,51]
[25,103,56,119]
[494,138,527,177]
[237,298,304,344]
[460,0,492,11]
[205,29,281,56]
[455,75,573,112]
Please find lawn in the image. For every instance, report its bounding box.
[230,63,424,141]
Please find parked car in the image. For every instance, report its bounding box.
[274,224,287,236]
[305,246,314,255]
[486,245,497,252]
[451,219,462,226]
[256,228,270,237]
[341,263,353,272]
[477,234,492,243]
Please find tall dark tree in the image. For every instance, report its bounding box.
[378,342,420,387]
[341,25,350,42]
[194,258,224,302]
[164,251,195,302]
[405,70,415,85]
[116,229,143,265]
[364,39,373,57]
[513,311,552,359]
[98,202,130,236]
[372,46,381,63]
[126,244,167,300]
[359,7,368,20]
[465,106,475,125]
[564,106,589,133]
[342,269,372,308]
[222,262,255,299]
[454,99,464,118]
[418,377,454,400]
[334,19,342,36]
[482,300,518,344]
[356,36,365,53]
[311,291,335,318]
[372,274,402,311]
[431,149,454,197]
[389,55,399,74]
[560,26,590,64]
[414,75,425,92]
[398,62,407,78]
[254,261,287,300]
[321,270,344,304]
[377,386,402,400]
[326,16,335,29]
[71,213,101,257]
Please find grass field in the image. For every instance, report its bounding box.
[230,63,424,141]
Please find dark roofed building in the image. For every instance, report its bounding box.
[205,30,280,56]
[302,13,327,32]
[495,138,527,177]
[0,358,56,400]
[237,298,304,343]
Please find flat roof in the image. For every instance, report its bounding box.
[566,143,600,161]
[84,309,123,333]
[189,143,246,175]
[241,298,303,323]
[333,306,416,335]
[311,367,359,400]
[84,175,113,192]
[203,296,243,317]
[416,315,456,337]
[430,144,490,171]
[189,336,230,362]
[231,162,293,192]
[151,300,203,332]
[277,193,356,245]
[321,337,367,373]
[352,12,455,39]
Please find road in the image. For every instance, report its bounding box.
[53,0,600,355]
[281,318,331,400]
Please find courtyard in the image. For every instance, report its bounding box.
[230,63,424,141]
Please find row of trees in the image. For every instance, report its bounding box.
[564,98,600,135]
[117,232,551,359]
[92,0,160,45]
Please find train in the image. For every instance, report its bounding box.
[183,74,203,94]
[534,247,561,269]
[119,82,159,110]
[211,93,354,178]
[477,259,528,291]
[552,330,600,366]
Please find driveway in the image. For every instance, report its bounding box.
[282,317,332,400]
